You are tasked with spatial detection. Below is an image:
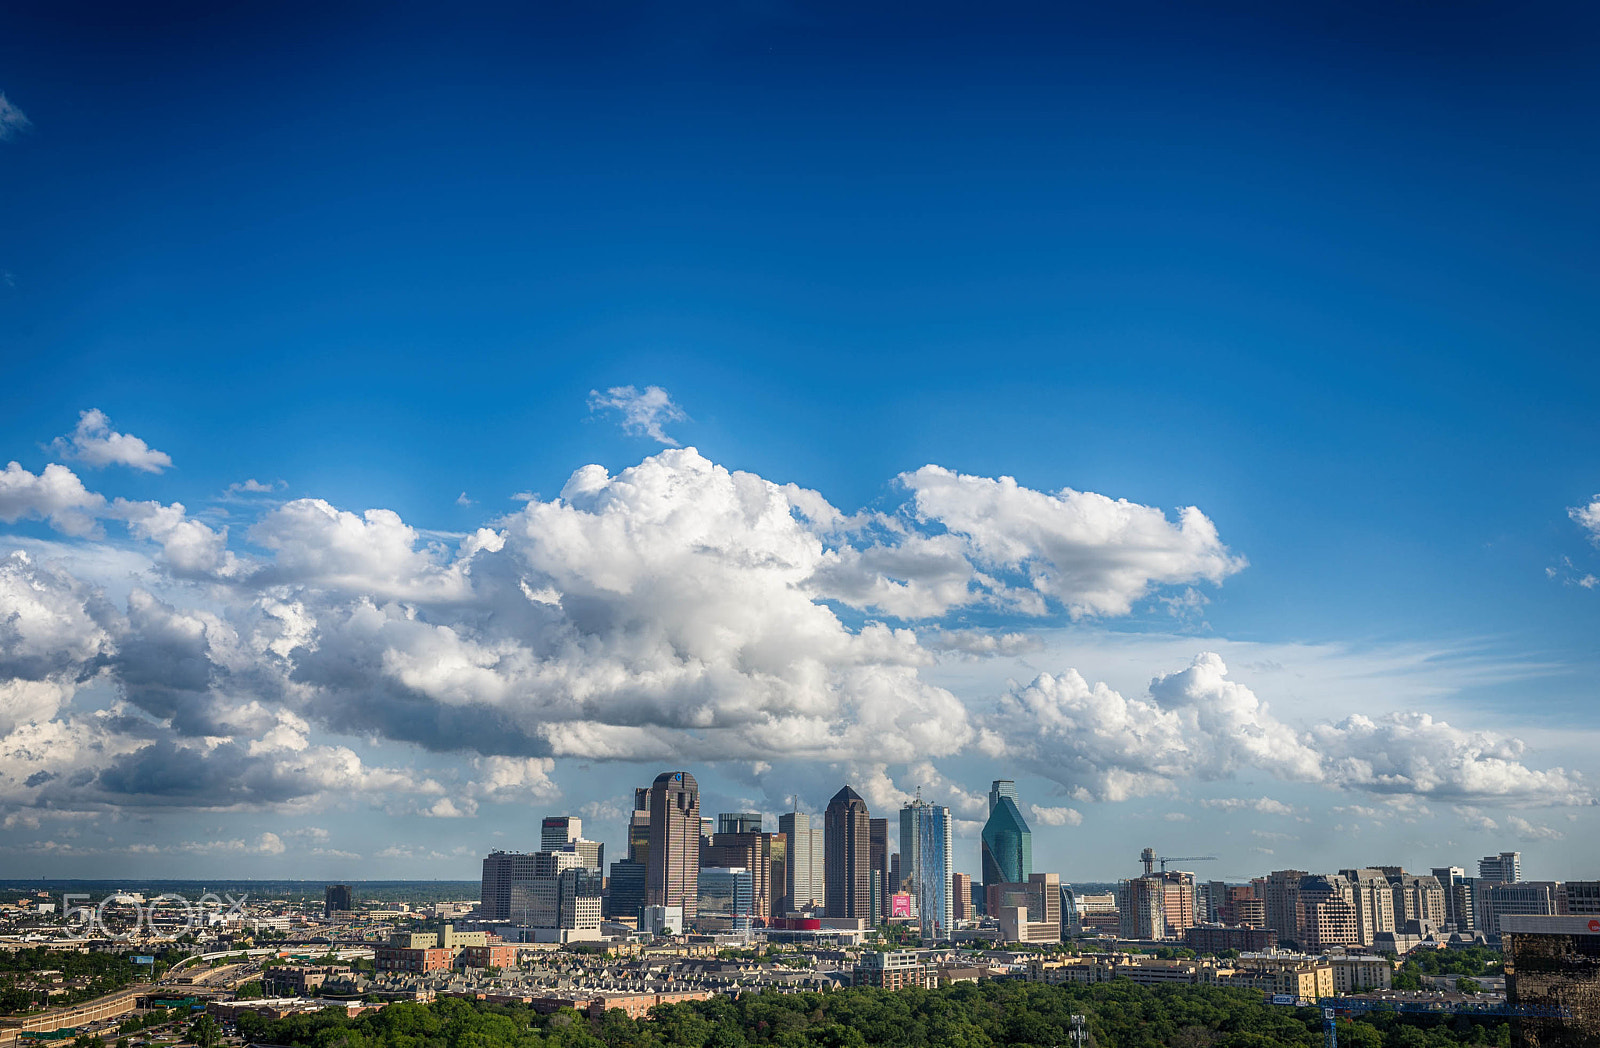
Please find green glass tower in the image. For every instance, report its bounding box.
[980,793,1033,897]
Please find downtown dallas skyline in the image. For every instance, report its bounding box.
[2,3,1599,883]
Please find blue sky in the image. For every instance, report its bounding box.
[1,1,1598,883]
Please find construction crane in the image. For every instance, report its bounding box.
[1139,846,1218,876]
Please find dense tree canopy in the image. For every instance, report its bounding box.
[235,980,1513,1048]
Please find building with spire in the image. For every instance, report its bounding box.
[824,785,871,920]
[900,793,953,939]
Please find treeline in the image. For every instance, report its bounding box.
[0,948,184,1015]
[236,979,1514,1048]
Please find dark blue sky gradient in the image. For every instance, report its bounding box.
[3,1,1599,686]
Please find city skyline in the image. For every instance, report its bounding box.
[2,4,1600,882]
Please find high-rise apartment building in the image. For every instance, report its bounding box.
[1264,870,1309,945]
[779,810,825,912]
[1340,868,1396,944]
[1298,874,1361,950]
[646,770,701,919]
[981,793,1033,904]
[900,797,953,939]
[1479,851,1523,884]
[718,813,762,835]
[1388,871,1446,929]
[952,872,974,921]
[824,785,871,920]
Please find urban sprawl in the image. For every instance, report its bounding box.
[1,771,1596,1046]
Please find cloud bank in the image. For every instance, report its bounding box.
[0,413,1586,829]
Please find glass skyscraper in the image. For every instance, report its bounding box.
[900,796,953,939]
[981,787,1034,898]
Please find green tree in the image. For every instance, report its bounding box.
[190,1013,222,1048]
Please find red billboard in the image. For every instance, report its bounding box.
[890,893,913,918]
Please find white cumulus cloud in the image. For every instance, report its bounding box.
[51,410,172,473]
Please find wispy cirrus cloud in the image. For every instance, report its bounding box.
[587,385,688,445]
[0,94,29,143]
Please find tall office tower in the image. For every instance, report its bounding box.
[481,850,539,920]
[701,831,776,922]
[1264,870,1308,945]
[1504,915,1600,1048]
[718,813,762,835]
[890,852,902,895]
[981,794,1033,905]
[869,819,889,917]
[779,811,825,912]
[606,860,646,922]
[697,867,757,935]
[628,788,652,865]
[1432,867,1475,930]
[900,797,954,939]
[646,771,701,919]
[541,816,581,851]
[324,884,354,919]
[509,850,604,943]
[952,873,974,921]
[564,837,604,871]
[988,779,1019,814]
[824,785,871,919]
[1479,851,1523,884]
[769,831,788,920]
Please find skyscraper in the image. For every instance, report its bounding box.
[824,785,871,920]
[779,810,824,912]
[988,779,1018,814]
[718,813,762,834]
[900,796,953,939]
[481,850,539,920]
[541,816,581,852]
[646,770,701,919]
[628,787,651,865]
[981,794,1033,901]
[869,818,889,918]
[324,884,354,918]
[702,830,776,923]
